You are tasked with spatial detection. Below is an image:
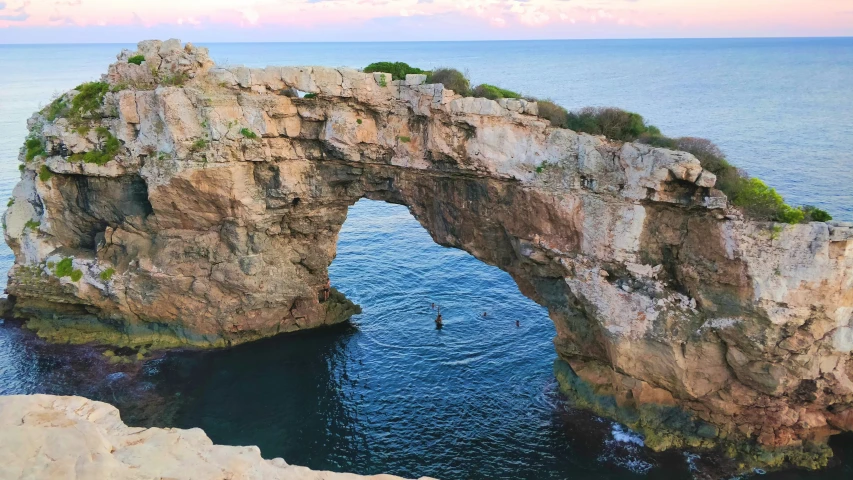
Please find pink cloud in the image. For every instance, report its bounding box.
[1,0,851,41]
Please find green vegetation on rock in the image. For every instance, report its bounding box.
[427,68,470,95]
[362,59,834,223]
[364,61,426,81]
[54,257,74,277]
[239,127,258,139]
[530,105,829,224]
[51,258,84,281]
[160,72,189,86]
[554,359,831,474]
[190,138,209,151]
[127,55,145,65]
[732,178,802,223]
[398,136,411,143]
[554,359,716,452]
[565,107,651,142]
[45,96,68,121]
[801,205,832,222]
[24,220,40,231]
[69,82,109,121]
[364,61,516,99]
[38,165,53,182]
[100,268,115,281]
[472,83,522,100]
[303,93,317,99]
[69,127,121,165]
[536,100,569,127]
[25,136,46,162]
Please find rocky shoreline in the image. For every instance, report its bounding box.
[0,394,433,480]
[4,38,853,473]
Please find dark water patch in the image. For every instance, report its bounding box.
[0,317,181,426]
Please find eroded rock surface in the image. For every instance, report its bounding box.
[0,394,432,480]
[5,39,853,469]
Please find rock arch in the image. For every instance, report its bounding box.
[5,39,853,468]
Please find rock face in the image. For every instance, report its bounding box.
[0,394,432,480]
[4,39,853,468]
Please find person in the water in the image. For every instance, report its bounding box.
[435,306,443,329]
[482,312,488,317]
[516,320,520,327]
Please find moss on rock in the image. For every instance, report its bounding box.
[554,358,833,474]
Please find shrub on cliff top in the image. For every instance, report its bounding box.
[801,205,832,222]
[535,100,569,127]
[730,178,803,223]
[472,84,522,100]
[639,134,826,224]
[427,68,471,96]
[128,55,145,65]
[364,62,426,81]
[565,107,652,142]
[668,137,744,196]
[529,100,825,223]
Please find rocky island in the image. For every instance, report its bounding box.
[3,39,852,473]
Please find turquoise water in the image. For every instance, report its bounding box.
[0,39,852,479]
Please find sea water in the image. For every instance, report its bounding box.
[0,38,851,479]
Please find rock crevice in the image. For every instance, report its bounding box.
[5,39,853,468]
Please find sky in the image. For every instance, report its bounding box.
[0,0,852,43]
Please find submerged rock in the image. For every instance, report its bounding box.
[0,394,432,480]
[4,39,853,471]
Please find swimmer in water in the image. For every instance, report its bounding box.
[435,306,443,329]
[482,312,488,318]
[516,320,520,327]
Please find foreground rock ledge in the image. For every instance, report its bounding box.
[5,39,853,469]
[0,394,432,480]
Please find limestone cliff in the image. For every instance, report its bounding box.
[4,39,853,469]
[0,394,433,480]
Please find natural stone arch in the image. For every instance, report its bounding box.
[4,39,853,469]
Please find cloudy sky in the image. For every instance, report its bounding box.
[1,0,851,43]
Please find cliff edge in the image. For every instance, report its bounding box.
[4,39,853,470]
[0,394,432,480]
